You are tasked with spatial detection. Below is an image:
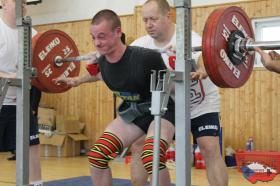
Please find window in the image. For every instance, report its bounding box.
[252,17,280,67]
[0,0,42,8]
[26,0,42,4]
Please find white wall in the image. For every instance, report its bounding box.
[0,0,246,25]
[135,0,246,6]
[26,0,137,25]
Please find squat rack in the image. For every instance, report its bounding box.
[16,0,33,185]
[174,0,193,185]
[0,0,34,185]
[150,0,193,185]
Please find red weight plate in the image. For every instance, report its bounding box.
[31,32,49,92]
[202,6,255,88]
[32,30,80,93]
[31,78,49,92]
[202,7,226,87]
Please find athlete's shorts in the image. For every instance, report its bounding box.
[0,105,40,152]
[132,99,175,133]
[191,112,220,140]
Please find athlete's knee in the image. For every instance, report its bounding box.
[141,136,168,174]
[131,136,145,156]
[131,160,149,186]
[131,173,148,186]
[130,141,146,181]
[198,138,220,159]
[88,131,123,169]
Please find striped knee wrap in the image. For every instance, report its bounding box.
[88,131,123,169]
[141,137,168,174]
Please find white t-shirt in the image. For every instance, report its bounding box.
[131,31,220,119]
[0,18,37,105]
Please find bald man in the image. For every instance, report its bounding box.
[129,1,228,186]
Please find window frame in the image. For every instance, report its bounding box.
[0,0,42,8]
[252,16,280,67]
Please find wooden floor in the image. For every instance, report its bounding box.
[0,152,280,186]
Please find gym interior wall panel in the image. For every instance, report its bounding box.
[36,0,280,151]
[26,0,137,25]
[134,6,147,39]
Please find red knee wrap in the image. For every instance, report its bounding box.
[141,137,168,174]
[88,132,123,169]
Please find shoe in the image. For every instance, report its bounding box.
[30,181,43,186]
[7,154,16,161]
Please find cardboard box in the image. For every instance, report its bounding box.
[38,124,53,134]
[38,107,56,129]
[39,133,88,157]
[78,122,86,133]
[56,115,81,133]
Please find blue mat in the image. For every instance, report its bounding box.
[44,176,131,186]
[44,176,175,186]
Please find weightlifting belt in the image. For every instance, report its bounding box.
[117,101,151,123]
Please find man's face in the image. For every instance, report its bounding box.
[89,20,120,55]
[2,0,27,17]
[141,1,169,39]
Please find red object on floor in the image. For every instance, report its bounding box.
[236,151,280,183]
[195,151,206,169]
[125,156,131,164]
[240,162,278,184]
[166,147,175,161]
[235,151,280,172]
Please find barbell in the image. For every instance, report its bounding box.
[31,6,280,93]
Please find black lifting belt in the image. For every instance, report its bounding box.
[117,101,151,123]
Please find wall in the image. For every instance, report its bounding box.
[0,1,255,24]
[35,0,280,151]
[26,0,137,25]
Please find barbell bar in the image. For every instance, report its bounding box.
[192,40,280,52]
[55,39,280,61]
[54,55,94,67]
[53,49,171,66]
[245,40,280,51]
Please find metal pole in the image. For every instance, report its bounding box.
[150,70,163,186]
[174,0,192,185]
[188,40,280,52]
[246,41,280,51]
[16,0,32,185]
[151,115,161,186]
[150,70,177,186]
[0,79,10,110]
[55,55,93,63]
